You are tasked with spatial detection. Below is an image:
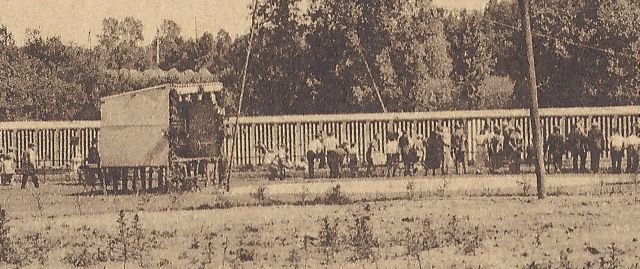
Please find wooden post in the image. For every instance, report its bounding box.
[519,0,546,199]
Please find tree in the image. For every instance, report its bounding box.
[384,1,455,111]
[446,10,494,107]
[0,25,14,48]
[234,0,310,115]
[97,16,149,70]
[0,50,86,120]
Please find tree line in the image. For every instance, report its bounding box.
[1,0,639,121]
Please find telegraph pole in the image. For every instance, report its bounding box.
[519,0,546,199]
[156,27,161,67]
[226,0,259,192]
[195,17,198,39]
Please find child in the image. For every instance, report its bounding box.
[1,151,16,185]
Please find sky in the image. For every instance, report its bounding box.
[0,0,490,47]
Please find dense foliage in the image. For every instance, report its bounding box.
[0,0,638,120]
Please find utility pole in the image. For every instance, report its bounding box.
[518,0,546,199]
[226,0,259,192]
[195,17,198,39]
[156,27,161,67]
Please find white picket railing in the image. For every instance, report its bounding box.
[1,106,638,168]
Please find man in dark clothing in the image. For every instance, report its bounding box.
[85,140,102,190]
[398,130,413,176]
[544,126,565,173]
[508,127,524,173]
[21,143,39,189]
[365,133,381,177]
[567,124,588,172]
[424,130,443,176]
[587,122,605,173]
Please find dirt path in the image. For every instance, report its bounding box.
[230,173,636,195]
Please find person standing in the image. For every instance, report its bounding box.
[346,143,359,177]
[475,124,493,174]
[488,126,504,174]
[508,127,524,173]
[587,122,605,173]
[318,131,327,169]
[385,131,400,177]
[567,124,588,172]
[424,130,443,176]
[399,129,413,176]
[440,125,452,175]
[0,149,7,185]
[609,127,625,174]
[452,122,467,174]
[324,131,339,178]
[626,130,640,174]
[306,134,323,178]
[411,134,424,175]
[275,144,289,180]
[544,126,565,173]
[21,143,40,189]
[365,133,382,177]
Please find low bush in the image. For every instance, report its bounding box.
[318,184,350,205]
[348,215,379,262]
[0,207,13,264]
[318,216,341,265]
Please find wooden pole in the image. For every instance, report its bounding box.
[357,47,387,113]
[156,27,161,67]
[226,0,259,192]
[518,0,546,199]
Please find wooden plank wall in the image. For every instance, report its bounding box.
[0,106,638,168]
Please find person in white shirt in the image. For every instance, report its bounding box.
[475,124,493,174]
[609,127,625,174]
[21,143,40,189]
[323,131,340,178]
[385,131,399,177]
[306,134,323,178]
[0,149,13,185]
[440,125,452,175]
[275,145,289,180]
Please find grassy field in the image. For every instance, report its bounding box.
[2,174,640,268]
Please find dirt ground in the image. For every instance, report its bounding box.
[2,174,640,268]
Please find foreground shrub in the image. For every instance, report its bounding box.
[318,217,341,265]
[63,247,97,267]
[106,210,156,267]
[348,215,379,262]
[319,184,350,205]
[0,207,12,263]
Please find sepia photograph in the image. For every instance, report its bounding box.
[1,0,640,268]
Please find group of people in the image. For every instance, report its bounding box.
[303,123,474,179]
[544,122,638,174]
[0,143,40,189]
[372,122,473,177]
[306,131,358,179]
[267,121,640,180]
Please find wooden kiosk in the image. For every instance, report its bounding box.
[96,83,226,194]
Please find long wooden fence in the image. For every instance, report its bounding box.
[224,106,640,166]
[0,121,100,168]
[1,106,638,169]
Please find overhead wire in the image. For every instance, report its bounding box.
[482,17,637,60]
